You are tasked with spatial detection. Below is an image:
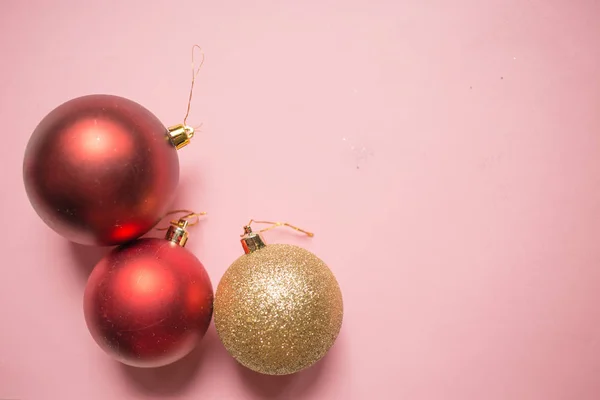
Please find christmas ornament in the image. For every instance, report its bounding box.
[83,211,214,368]
[23,46,205,246]
[214,220,343,375]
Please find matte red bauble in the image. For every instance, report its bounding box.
[23,94,194,246]
[83,219,213,368]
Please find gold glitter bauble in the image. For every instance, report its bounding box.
[214,244,343,375]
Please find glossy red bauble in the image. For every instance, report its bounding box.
[23,94,182,246]
[83,238,213,368]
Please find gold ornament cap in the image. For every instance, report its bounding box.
[158,210,205,246]
[167,124,194,150]
[164,218,190,247]
[240,225,266,254]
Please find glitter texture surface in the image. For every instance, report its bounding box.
[214,244,343,375]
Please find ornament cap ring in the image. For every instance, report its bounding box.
[241,226,266,254]
[167,124,194,149]
[158,209,206,247]
[165,219,189,247]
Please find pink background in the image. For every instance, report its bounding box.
[1,0,600,399]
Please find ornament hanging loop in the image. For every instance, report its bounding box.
[240,220,314,254]
[244,220,314,237]
[183,44,204,128]
[156,209,206,230]
[168,44,205,150]
[157,209,207,247]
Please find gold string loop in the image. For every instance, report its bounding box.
[166,45,204,149]
[156,209,207,231]
[183,44,205,128]
[242,219,314,237]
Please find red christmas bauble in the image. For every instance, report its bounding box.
[23,94,186,246]
[83,238,213,368]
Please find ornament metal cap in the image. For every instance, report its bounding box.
[165,218,190,247]
[158,210,205,246]
[167,124,194,150]
[241,225,266,254]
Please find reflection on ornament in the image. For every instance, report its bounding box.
[214,220,343,375]
[83,212,213,368]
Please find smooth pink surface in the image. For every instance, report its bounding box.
[1,1,600,399]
